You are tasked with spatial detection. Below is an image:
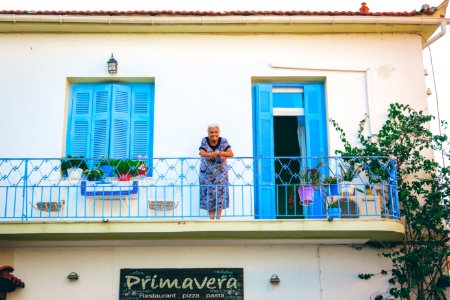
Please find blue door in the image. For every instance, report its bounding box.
[253,83,328,219]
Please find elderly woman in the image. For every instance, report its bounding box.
[199,124,234,219]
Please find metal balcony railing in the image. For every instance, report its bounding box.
[0,156,400,221]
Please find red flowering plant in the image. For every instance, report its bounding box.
[137,155,149,176]
[298,163,324,206]
[299,163,323,189]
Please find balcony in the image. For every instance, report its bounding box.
[0,157,404,243]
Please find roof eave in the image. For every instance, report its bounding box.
[0,14,448,41]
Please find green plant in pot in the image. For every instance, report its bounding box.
[338,163,360,196]
[110,159,139,181]
[323,176,339,196]
[298,164,323,206]
[83,168,105,181]
[60,155,88,178]
[98,156,115,177]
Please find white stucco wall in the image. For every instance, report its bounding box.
[4,244,393,300]
[0,32,427,158]
[0,30,433,300]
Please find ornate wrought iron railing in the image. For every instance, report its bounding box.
[0,156,400,221]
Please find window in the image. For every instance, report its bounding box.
[66,83,154,160]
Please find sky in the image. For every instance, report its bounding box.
[1,0,449,165]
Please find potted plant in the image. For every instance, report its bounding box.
[323,176,339,196]
[110,159,139,181]
[136,155,149,177]
[327,201,341,220]
[298,164,323,206]
[338,163,360,197]
[99,156,114,178]
[83,168,105,182]
[60,155,88,179]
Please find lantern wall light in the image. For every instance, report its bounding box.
[67,272,79,280]
[107,53,118,74]
[269,274,280,284]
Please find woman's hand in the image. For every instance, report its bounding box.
[211,150,221,159]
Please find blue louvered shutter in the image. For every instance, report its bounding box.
[90,85,111,159]
[304,84,328,159]
[304,84,328,218]
[130,84,154,175]
[254,84,276,219]
[67,84,93,157]
[130,84,153,159]
[109,84,132,159]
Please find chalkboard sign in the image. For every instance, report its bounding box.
[119,268,244,300]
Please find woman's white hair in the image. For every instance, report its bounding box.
[207,123,221,133]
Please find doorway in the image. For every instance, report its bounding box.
[253,83,327,219]
[274,116,304,218]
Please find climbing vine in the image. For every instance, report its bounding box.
[331,103,450,299]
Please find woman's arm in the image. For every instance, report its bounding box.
[221,148,233,158]
[199,149,220,160]
[219,148,233,161]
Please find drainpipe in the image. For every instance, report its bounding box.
[423,17,447,48]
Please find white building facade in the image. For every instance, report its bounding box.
[0,3,447,300]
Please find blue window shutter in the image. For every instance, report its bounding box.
[67,84,93,157]
[304,84,327,219]
[130,84,154,175]
[109,84,132,159]
[130,84,153,159]
[254,84,276,219]
[90,84,111,159]
[304,84,328,159]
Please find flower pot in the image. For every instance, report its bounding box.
[327,207,341,219]
[68,168,83,180]
[86,175,102,181]
[100,165,114,178]
[298,185,315,206]
[326,184,339,196]
[118,174,131,181]
[339,181,355,197]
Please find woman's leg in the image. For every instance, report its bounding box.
[216,208,223,220]
[208,210,215,219]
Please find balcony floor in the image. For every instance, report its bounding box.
[0,219,405,244]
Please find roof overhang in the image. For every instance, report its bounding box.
[0,14,449,42]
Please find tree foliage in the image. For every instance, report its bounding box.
[331,103,450,299]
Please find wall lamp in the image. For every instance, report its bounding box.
[107,53,118,74]
[269,274,280,284]
[67,272,80,280]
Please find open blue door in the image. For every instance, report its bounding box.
[253,84,276,219]
[304,84,328,218]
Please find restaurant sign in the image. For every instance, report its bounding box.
[119,268,244,300]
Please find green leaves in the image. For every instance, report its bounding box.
[358,273,374,280]
[332,102,450,299]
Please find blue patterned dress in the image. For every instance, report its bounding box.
[199,137,231,210]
